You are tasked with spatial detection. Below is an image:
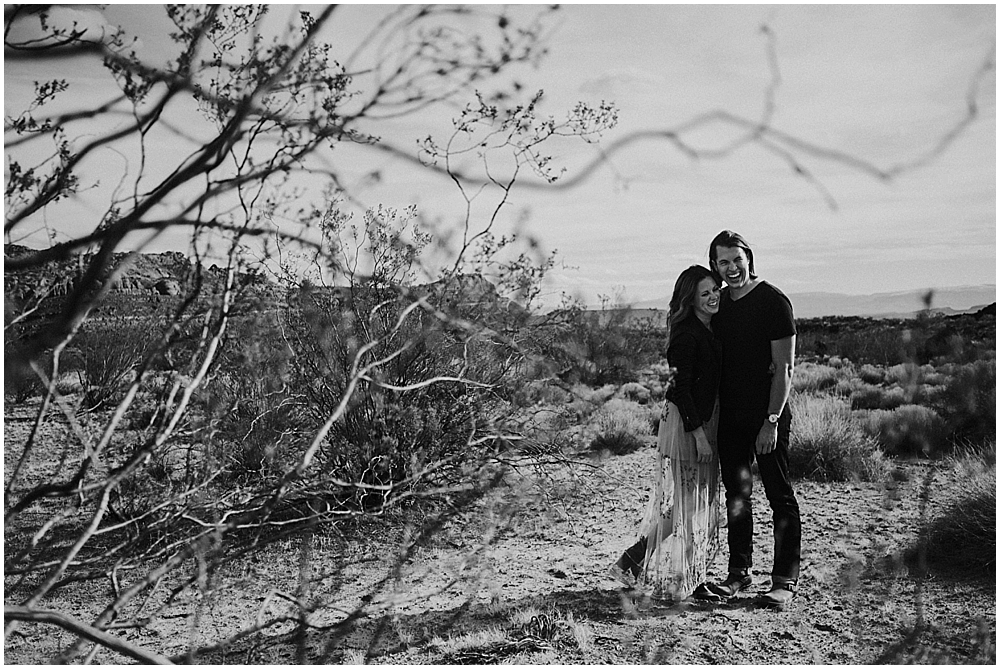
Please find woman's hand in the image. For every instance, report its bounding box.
[694,429,714,463]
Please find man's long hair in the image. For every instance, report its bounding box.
[668,265,718,333]
[708,229,757,284]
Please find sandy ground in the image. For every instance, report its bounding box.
[4,415,996,664]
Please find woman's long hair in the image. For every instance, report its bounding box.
[668,265,719,333]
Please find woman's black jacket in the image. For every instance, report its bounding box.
[663,314,721,433]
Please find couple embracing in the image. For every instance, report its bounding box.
[610,230,801,609]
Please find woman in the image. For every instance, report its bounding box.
[609,265,722,601]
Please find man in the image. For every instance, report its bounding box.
[698,230,801,609]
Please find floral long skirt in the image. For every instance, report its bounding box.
[636,399,721,600]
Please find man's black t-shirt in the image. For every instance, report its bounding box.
[713,280,796,412]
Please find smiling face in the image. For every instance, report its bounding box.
[712,244,751,290]
[692,276,721,321]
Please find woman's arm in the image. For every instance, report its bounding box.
[667,330,704,433]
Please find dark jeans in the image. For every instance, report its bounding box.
[717,407,800,583]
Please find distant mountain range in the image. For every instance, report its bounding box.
[631,284,996,319]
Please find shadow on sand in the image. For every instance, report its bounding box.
[205,583,768,664]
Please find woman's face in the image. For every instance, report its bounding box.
[693,277,721,319]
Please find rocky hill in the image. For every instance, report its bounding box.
[4,244,518,323]
[4,244,235,302]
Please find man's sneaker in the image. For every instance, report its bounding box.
[694,572,752,602]
[607,563,637,589]
[758,581,796,609]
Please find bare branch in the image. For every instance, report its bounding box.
[4,605,173,664]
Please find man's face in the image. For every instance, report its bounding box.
[713,245,750,289]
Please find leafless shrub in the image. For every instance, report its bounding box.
[69,317,158,411]
[589,398,652,455]
[856,405,949,457]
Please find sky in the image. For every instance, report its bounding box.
[4,3,996,308]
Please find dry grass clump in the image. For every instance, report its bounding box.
[884,362,922,387]
[565,383,616,421]
[514,379,572,407]
[425,609,567,664]
[850,384,908,411]
[637,362,673,402]
[936,359,995,446]
[618,381,651,404]
[646,361,673,381]
[789,393,890,482]
[826,355,850,368]
[920,446,996,576]
[589,398,652,455]
[832,376,864,398]
[792,361,842,393]
[3,354,45,404]
[921,369,949,386]
[857,363,885,385]
[856,404,949,458]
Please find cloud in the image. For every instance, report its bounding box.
[578,69,666,103]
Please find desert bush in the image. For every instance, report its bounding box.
[935,359,995,447]
[856,404,948,457]
[915,384,946,405]
[589,398,652,455]
[792,361,841,393]
[4,345,45,404]
[4,301,48,403]
[203,372,305,484]
[569,383,616,406]
[70,317,160,411]
[798,313,996,368]
[564,384,599,416]
[201,312,299,466]
[513,379,572,407]
[857,364,885,385]
[789,393,890,482]
[633,368,670,404]
[919,447,996,575]
[123,398,162,432]
[511,406,578,455]
[592,384,618,404]
[837,327,909,366]
[884,362,922,387]
[832,376,864,398]
[542,297,668,386]
[275,208,530,505]
[645,361,674,382]
[646,380,667,402]
[922,369,949,386]
[618,381,651,404]
[850,384,908,411]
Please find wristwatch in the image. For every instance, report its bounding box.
[767,413,780,425]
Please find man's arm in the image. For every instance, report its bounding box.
[756,335,795,454]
